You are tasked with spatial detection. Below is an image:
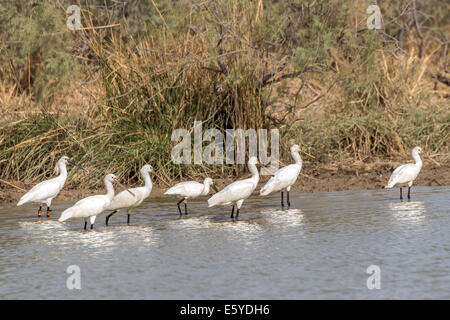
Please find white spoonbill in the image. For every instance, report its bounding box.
[105,164,154,225]
[59,174,134,230]
[164,177,214,215]
[207,156,259,219]
[384,146,423,200]
[260,144,302,207]
[17,156,85,217]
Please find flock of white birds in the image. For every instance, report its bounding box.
[16,145,424,230]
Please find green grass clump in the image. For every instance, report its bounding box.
[0,0,449,188]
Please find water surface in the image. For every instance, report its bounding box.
[0,186,449,299]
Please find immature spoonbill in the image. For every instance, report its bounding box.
[260,144,302,207]
[105,164,154,225]
[384,146,423,200]
[17,156,85,217]
[208,157,259,219]
[164,177,214,215]
[59,174,134,230]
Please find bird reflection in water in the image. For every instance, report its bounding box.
[389,201,426,224]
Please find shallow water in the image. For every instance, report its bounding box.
[0,186,449,299]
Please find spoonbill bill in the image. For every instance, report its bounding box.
[59,174,134,230]
[164,177,214,215]
[384,146,423,200]
[207,156,259,219]
[105,164,154,225]
[16,156,85,217]
[260,144,302,207]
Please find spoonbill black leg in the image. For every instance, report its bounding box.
[177,199,184,216]
[84,221,87,230]
[105,210,117,225]
[407,187,411,200]
[37,206,42,218]
[127,214,130,225]
[400,187,403,200]
[287,192,291,207]
[46,206,52,218]
[90,217,96,230]
[230,205,235,219]
[281,192,284,207]
[184,201,188,215]
[236,208,240,219]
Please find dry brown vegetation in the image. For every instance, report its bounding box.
[0,0,449,193]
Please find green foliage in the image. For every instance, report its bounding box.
[0,0,448,187]
[0,0,80,102]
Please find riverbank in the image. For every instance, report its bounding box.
[1,1,449,195]
[1,159,448,205]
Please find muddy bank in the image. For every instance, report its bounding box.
[1,160,448,205]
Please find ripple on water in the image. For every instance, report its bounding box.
[169,216,213,231]
[260,208,304,228]
[388,201,427,224]
[1,186,449,299]
[17,220,158,255]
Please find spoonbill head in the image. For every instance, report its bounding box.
[17,156,84,218]
[164,177,215,215]
[260,144,303,207]
[412,146,423,156]
[204,177,214,187]
[59,173,132,230]
[291,144,300,153]
[105,164,154,225]
[248,156,258,166]
[207,156,259,219]
[385,146,423,200]
[60,155,85,170]
[140,164,154,174]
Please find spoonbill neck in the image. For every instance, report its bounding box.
[249,162,260,184]
[57,162,68,181]
[202,181,210,196]
[292,150,302,165]
[104,179,115,200]
[142,170,153,190]
[413,152,422,168]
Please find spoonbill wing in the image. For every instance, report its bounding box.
[59,195,109,221]
[208,179,255,207]
[260,164,300,195]
[386,163,416,187]
[260,176,278,196]
[17,178,62,206]
[108,187,142,210]
[164,181,203,197]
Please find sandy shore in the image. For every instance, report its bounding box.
[1,160,448,205]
